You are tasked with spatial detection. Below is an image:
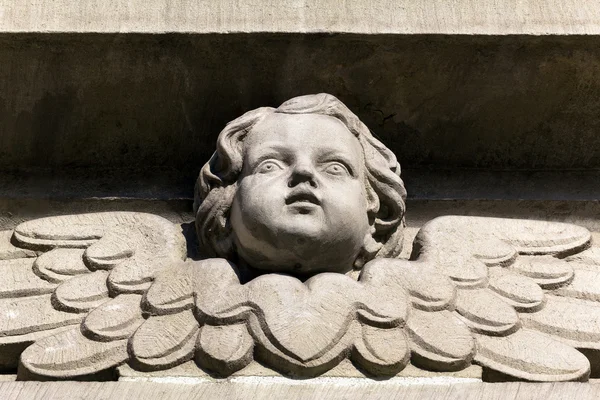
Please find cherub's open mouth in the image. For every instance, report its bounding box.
[285,190,321,206]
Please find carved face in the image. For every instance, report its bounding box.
[230,113,371,274]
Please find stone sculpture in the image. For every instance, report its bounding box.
[1,94,600,382]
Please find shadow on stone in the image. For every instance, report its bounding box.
[17,362,119,382]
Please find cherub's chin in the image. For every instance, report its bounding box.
[277,222,324,241]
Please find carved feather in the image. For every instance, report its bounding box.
[0,212,187,375]
[411,216,598,381]
[130,310,199,370]
[20,328,128,378]
[3,213,600,382]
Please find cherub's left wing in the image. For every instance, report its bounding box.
[409,216,600,381]
[0,212,187,376]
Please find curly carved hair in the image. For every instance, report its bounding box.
[194,93,407,267]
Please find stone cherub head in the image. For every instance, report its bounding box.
[194,94,407,274]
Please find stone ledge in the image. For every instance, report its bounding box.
[0,381,600,399]
[1,0,600,35]
[116,359,483,381]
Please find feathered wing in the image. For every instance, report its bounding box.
[4,212,600,382]
[407,216,600,381]
[0,212,187,377]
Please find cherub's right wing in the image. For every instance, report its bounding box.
[0,212,187,375]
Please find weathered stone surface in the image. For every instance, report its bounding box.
[566,248,600,265]
[0,231,36,260]
[0,325,76,371]
[407,310,475,371]
[117,358,483,380]
[361,259,455,311]
[3,34,600,181]
[0,259,56,297]
[475,329,591,382]
[82,294,144,341]
[20,328,128,378]
[191,262,411,375]
[2,94,600,384]
[7,381,600,400]
[353,325,410,376]
[551,263,600,301]
[521,295,600,349]
[0,212,187,374]
[511,256,575,289]
[2,1,600,34]
[487,267,544,312]
[53,271,110,313]
[130,310,199,370]
[195,324,254,375]
[455,289,519,335]
[5,208,600,381]
[33,249,89,283]
[0,295,82,337]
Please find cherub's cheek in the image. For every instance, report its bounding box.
[252,172,288,188]
[243,174,270,189]
[326,179,360,193]
[330,182,369,207]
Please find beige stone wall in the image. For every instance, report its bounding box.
[1,0,600,34]
[1,380,600,399]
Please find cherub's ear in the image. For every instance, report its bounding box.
[365,180,379,217]
[355,180,382,269]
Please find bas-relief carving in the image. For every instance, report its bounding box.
[1,94,600,381]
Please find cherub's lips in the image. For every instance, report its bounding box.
[285,189,321,206]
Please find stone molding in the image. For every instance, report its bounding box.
[0,381,600,400]
[2,0,600,35]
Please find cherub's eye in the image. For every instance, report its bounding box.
[323,162,350,176]
[256,160,284,174]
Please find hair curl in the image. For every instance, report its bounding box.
[194,93,407,267]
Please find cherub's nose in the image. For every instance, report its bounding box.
[287,162,317,188]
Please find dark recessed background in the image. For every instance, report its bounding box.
[1,33,599,191]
